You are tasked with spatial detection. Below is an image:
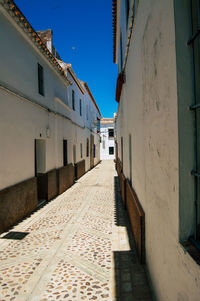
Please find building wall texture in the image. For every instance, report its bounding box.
[100,120,115,160]
[0,2,101,233]
[114,0,200,300]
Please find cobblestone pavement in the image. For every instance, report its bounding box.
[0,161,153,301]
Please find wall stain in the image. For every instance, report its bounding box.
[154,63,157,77]
[156,100,160,111]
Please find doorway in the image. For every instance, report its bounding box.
[90,134,94,169]
[35,139,47,204]
[73,145,76,165]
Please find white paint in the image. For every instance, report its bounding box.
[0,4,101,189]
[114,0,200,300]
[100,118,115,160]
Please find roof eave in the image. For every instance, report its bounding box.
[112,0,117,63]
[1,0,71,86]
[84,83,101,116]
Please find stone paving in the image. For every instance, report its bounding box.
[0,161,153,301]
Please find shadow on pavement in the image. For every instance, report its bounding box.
[113,176,153,301]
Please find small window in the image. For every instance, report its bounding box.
[129,134,132,182]
[121,137,123,167]
[80,99,82,116]
[73,145,76,164]
[38,63,44,96]
[94,144,96,158]
[72,90,75,111]
[120,32,123,71]
[108,128,114,138]
[97,118,100,133]
[109,146,114,155]
[86,138,89,157]
[86,105,88,120]
[126,0,130,28]
[80,143,83,158]
[63,140,68,166]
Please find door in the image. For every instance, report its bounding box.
[90,134,94,168]
[35,139,47,204]
[73,145,76,164]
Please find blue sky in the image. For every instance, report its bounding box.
[14,0,118,117]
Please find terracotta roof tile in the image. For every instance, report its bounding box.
[1,0,71,86]
[112,0,117,63]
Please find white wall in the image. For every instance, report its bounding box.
[0,4,100,190]
[115,0,200,300]
[100,123,115,160]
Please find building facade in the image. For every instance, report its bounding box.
[100,118,115,160]
[113,0,200,300]
[0,0,101,234]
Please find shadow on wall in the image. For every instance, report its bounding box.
[113,176,152,301]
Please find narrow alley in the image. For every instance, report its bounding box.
[0,161,152,301]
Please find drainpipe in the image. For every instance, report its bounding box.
[123,0,139,73]
[189,0,198,241]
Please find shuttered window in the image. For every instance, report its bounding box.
[63,140,68,166]
[38,63,44,96]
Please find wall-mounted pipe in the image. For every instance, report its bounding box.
[189,0,198,240]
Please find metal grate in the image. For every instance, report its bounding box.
[1,231,29,240]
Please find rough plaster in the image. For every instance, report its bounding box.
[0,7,100,190]
[100,122,115,160]
[115,0,200,300]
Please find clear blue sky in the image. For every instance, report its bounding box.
[14,0,118,117]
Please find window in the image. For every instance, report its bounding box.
[129,134,132,182]
[80,99,82,116]
[97,118,100,133]
[86,138,89,157]
[72,90,75,110]
[121,137,123,167]
[125,0,130,28]
[94,144,96,158]
[108,128,114,138]
[73,145,76,164]
[86,105,88,120]
[120,32,123,71]
[38,63,44,96]
[80,143,83,158]
[109,147,114,155]
[63,140,68,166]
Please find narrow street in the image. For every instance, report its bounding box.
[0,161,152,301]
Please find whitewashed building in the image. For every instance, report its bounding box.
[100,118,115,160]
[113,0,200,300]
[0,0,101,234]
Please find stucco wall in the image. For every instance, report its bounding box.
[0,8,69,116]
[0,5,100,191]
[115,0,200,300]
[0,87,99,190]
[100,123,115,160]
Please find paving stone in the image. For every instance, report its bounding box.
[0,161,153,301]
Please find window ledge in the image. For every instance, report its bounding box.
[181,239,200,265]
[54,97,72,111]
